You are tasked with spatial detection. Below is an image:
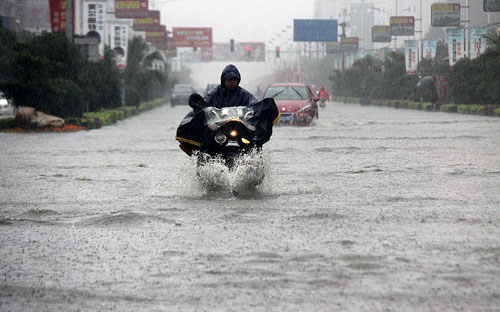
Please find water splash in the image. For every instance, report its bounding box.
[195,150,271,197]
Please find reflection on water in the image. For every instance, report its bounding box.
[1,102,499,311]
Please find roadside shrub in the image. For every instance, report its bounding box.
[421,102,433,111]
[494,108,500,117]
[483,106,499,116]
[397,100,408,109]
[457,105,469,114]
[408,101,421,110]
[440,104,458,113]
[469,105,484,115]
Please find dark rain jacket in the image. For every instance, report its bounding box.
[204,64,258,108]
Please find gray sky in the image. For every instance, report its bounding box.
[155,0,314,44]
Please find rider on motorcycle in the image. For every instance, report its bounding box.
[177,64,268,157]
[204,64,258,108]
[317,86,330,102]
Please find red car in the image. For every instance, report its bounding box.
[263,83,319,126]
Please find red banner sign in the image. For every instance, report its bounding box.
[146,25,166,42]
[173,27,212,47]
[115,0,148,18]
[132,10,160,31]
[164,37,177,57]
[48,0,74,33]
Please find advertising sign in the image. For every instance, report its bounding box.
[372,25,391,43]
[165,37,177,57]
[431,3,461,27]
[326,42,341,54]
[133,10,160,31]
[422,40,437,59]
[390,16,415,36]
[83,0,106,55]
[484,0,500,11]
[293,19,338,42]
[447,28,465,66]
[49,0,74,32]
[146,25,166,42]
[404,40,418,74]
[109,22,129,68]
[340,37,358,51]
[470,28,488,59]
[115,0,148,18]
[151,41,167,50]
[173,27,212,47]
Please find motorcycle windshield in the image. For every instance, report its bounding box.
[204,106,255,132]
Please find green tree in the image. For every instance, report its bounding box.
[125,37,168,106]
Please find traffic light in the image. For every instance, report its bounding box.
[276,46,280,57]
[230,39,234,52]
[246,45,252,57]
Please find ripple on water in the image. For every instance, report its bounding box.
[74,211,171,228]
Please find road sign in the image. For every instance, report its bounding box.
[293,19,338,42]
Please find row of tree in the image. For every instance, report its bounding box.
[0,20,170,118]
[303,34,500,106]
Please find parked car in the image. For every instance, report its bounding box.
[204,83,219,97]
[263,83,319,126]
[0,92,14,116]
[171,84,195,106]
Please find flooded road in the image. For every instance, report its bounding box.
[1,100,499,311]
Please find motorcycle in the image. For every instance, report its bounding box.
[175,93,280,194]
[315,91,327,108]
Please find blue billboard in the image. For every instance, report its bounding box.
[293,19,338,42]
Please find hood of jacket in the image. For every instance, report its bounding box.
[220,64,241,87]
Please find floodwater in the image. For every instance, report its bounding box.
[1,96,500,311]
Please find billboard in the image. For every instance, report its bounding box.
[422,40,437,59]
[133,10,160,31]
[326,42,341,54]
[48,0,74,33]
[390,16,414,36]
[470,28,488,59]
[293,19,338,42]
[484,0,500,11]
[146,25,166,42]
[340,37,358,51]
[109,21,130,68]
[372,25,391,43]
[83,0,107,55]
[431,3,460,27]
[404,40,418,75]
[115,0,148,18]
[165,37,177,57]
[447,28,465,66]
[173,27,212,47]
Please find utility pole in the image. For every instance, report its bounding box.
[393,0,398,50]
[416,0,423,76]
[361,0,364,51]
[465,0,470,58]
[339,4,349,72]
[66,0,73,41]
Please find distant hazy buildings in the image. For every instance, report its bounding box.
[0,0,51,33]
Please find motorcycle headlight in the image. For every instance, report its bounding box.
[215,133,227,145]
[229,130,238,138]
